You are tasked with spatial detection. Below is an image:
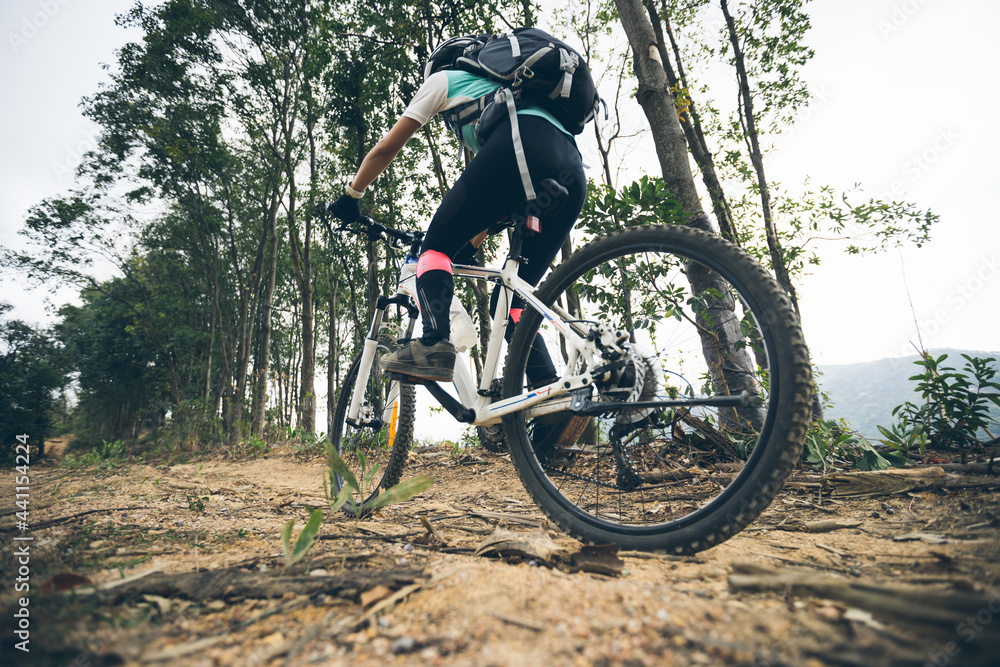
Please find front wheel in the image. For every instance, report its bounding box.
[331,335,416,516]
[502,225,813,554]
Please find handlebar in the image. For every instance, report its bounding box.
[360,216,422,247]
[323,206,423,250]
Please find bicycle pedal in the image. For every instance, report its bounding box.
[549,445,584,467]
[384,371,431,386]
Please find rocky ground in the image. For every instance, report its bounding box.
[1,439,999,666]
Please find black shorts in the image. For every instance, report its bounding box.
[421,114,587,287]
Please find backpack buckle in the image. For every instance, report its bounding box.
[513,65,534,87]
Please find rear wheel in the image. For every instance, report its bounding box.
[502,225,813,553]
[331,335,416,516]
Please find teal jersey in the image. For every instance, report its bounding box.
[403,70,574,154]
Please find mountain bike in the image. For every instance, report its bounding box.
[326,184,813,554]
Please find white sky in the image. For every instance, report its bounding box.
[1,0,998,380]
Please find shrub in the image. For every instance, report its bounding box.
[884,353,1000,459]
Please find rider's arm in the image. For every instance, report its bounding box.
[348,116,422,193]
[349,73,450,195]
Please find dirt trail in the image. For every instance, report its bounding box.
[1,444,998,666]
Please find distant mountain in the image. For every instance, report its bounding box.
[817,349,1000,439]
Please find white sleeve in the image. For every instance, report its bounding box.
[401,71,450,127]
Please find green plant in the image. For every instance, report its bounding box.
[886,353,1000,457]
[280,508,323,566]
[876,417,929,457]
[804,419,906,471]
[854,436,907,471]
[272,445,434,570]
[244,435,270,457]
[186,495,209,513]
[324,442,433,516]
[287,428,326,458]
[61,439,130,469]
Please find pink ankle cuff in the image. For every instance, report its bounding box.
[509,308,523,323]
[417,250,453,277]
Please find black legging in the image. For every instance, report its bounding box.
[421,114,587,282]
[416,115,586,385]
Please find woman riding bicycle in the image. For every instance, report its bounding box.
[329,34,587,385]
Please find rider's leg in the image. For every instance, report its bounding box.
[488,289,557,388]
[380,250,458,382]
[483,120,587,390]
[414,250,453,345]
[381,116,584,382]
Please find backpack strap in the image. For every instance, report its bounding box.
[496,88,536,201]
[551,48,579,100]
[442,88,537,202]
[442,97,488,130]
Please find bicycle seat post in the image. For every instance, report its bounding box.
[506,217,534,266]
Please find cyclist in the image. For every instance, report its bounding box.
[329,35,587,385]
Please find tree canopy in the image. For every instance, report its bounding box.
[2,0,937,451]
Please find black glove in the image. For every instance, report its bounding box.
[328,192,361,224]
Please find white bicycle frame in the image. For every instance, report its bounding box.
[346,252,612,429]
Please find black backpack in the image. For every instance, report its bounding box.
[426,28,600,200]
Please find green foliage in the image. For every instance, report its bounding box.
[186,494,210,513]
[0,304,65,464]
[578,176,687,237]
[281,508,324,567]
[732,181,939,279]
[854,436,907,471]
[4,0,531,450]
[154,399,225,454]
[804,419,906,472]
[230,435,270,460]
[876,419,929,457]
[61,439,132,470]
[887,353,1000,452]
[648,1,938,283]
[324,442,433,516]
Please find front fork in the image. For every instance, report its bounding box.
[347,294,418,424]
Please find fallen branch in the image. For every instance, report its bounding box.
[767,519,862,533]
[450,504,547,528]
[487,611,545,632]
[729,561,1000,648]
[12,506,152,531]
[87,566,424,604]
[937,458,1000,475]
[416,516,450,546]
[828,467,946,497]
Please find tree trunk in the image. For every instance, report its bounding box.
[645,0,738,243]
[251,201,281,437]
[613,0,702,216]
[328,277,338,438]
[720,0,796,306]
[615,0,764,431]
